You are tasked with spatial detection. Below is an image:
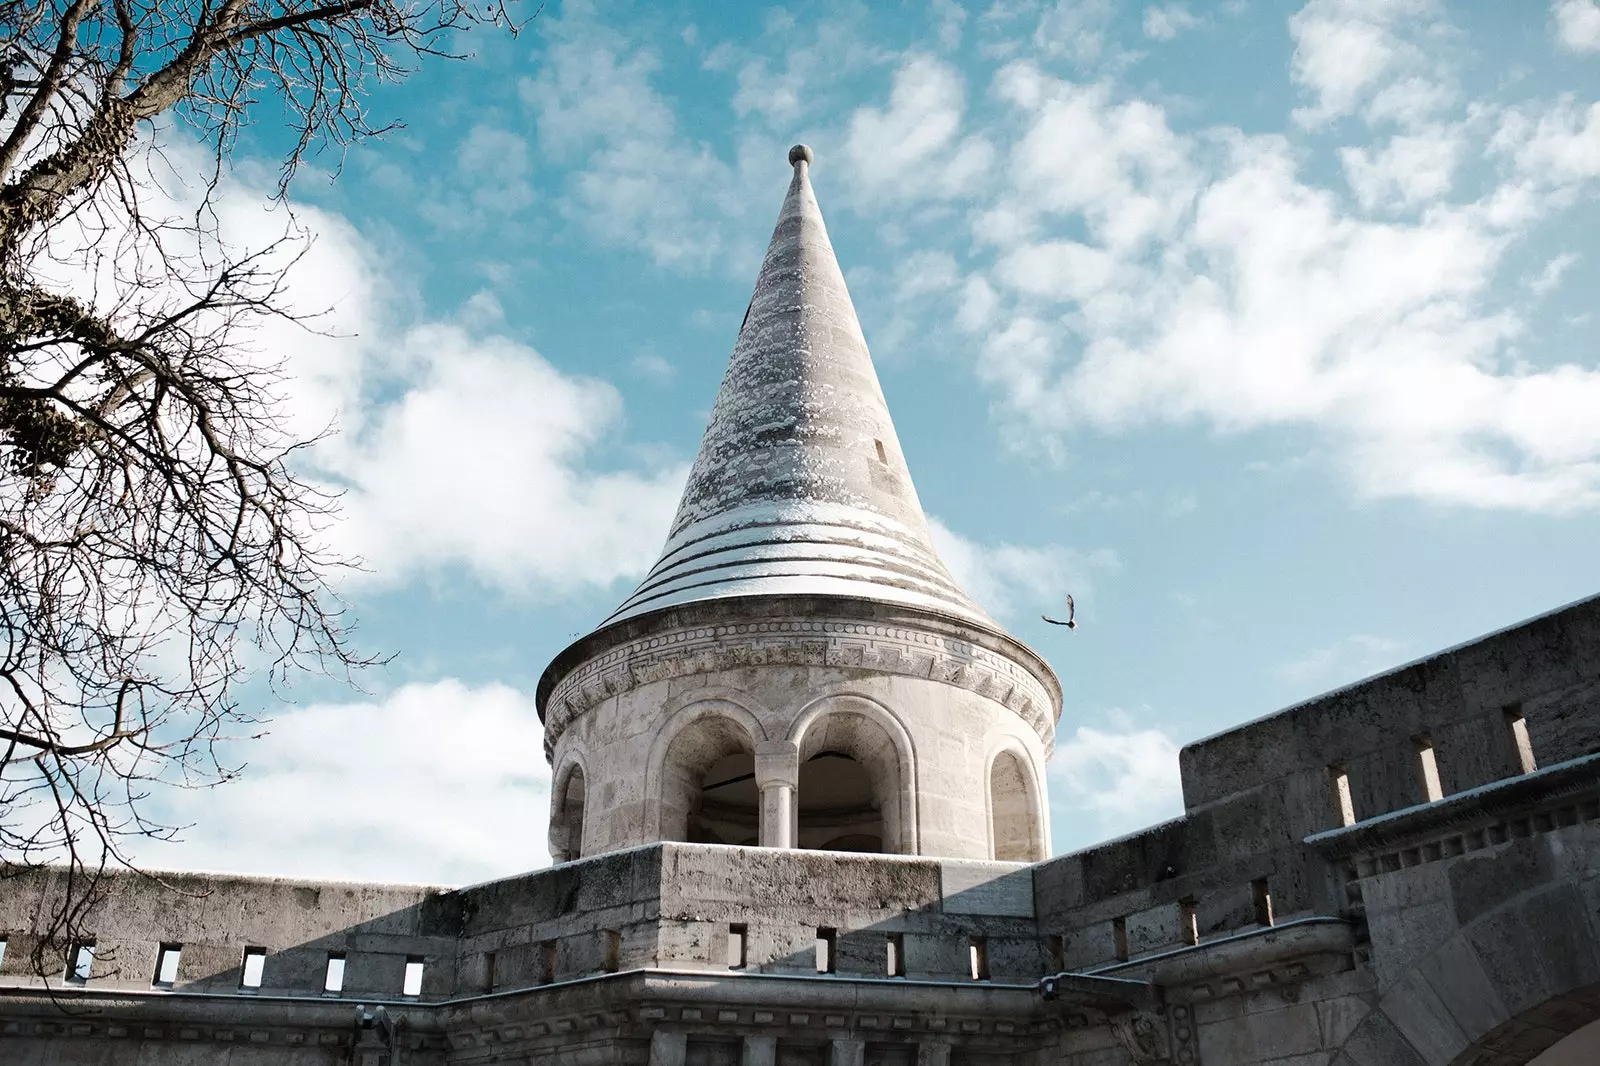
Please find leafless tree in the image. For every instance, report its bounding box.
[0,0,518,978]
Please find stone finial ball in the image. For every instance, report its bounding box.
[788,143,814,166]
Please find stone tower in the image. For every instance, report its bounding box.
[537,145,1062,864]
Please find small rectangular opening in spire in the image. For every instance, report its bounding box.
[874,439,887,464]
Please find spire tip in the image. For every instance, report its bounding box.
[788,143,814,167]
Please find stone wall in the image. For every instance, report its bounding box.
[540,596,1056,863]
[1031,594,1600,980]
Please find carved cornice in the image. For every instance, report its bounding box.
[1304,752,1600,875]
[539,597,1061,758]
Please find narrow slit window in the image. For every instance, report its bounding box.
[1253,879,1275,927]
[240,947,266,990]
[66,941,94,984]
[0,938,7,971]
[323,953,346,995]
[886,933,905,978]
[153,943,182,988]
[1046,934,1065,972]
[539,940,557,985]
[402,957,425,998]
[815,928,837,974]
[1506,705,1537,774]
[727,924,747,970]
[603,930,621,973]
[1415,735,1444,802]
[874,439,887,464]
[1179,898,1199,946]
[482,951,498,993]
[1328,763,1357,827]
[1112,917,1129,963]
[968,936,990,981]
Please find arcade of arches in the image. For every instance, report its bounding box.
[646,707,1044,861]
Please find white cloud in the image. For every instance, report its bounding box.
[1339,126,1462,209]
[1050,718,1184,844]
[726,14,883,128]
[991,66,1195,252]
[1553,0,1600,52]
[520,13,763,272]
[1288,0,1449,127]
[842,55,993,204]
[1143,3,1200,41]
[1276,634,1404,688]
[322,325,687,592]
[1032,0,1118,67]
[1493,96,1600,190]
[1529,252,1579,296]
[963,65,1600,513]
[139,680,551,884]
[928,517,1118,622]
[631,352,678,382]
[135,137,689,596]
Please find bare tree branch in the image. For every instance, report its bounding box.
[0,0,525,982]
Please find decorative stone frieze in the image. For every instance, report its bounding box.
[543,610,1059,757]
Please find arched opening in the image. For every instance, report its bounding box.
[549,764,587,863]
[690,750,759,845]
[1531,1017,1600,1065]
[659,713,759,845]
[793,707,909,853]
[989,749,1042,861]
[798,751,882,852]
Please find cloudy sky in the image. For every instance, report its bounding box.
[137,0,1600,886]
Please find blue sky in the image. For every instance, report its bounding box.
[138,0,1600,885]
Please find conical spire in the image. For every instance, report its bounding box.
[602,146,990,628]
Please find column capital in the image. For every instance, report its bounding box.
[754,739,800,789]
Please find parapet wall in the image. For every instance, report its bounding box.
[1033,593,1600,976]
[0,844,1045,1003]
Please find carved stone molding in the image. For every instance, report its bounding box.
[1111,1012,1171,1063]
[543,616,1058,757]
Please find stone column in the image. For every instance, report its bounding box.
[755,740,800,848]
[743,1035,778,1066]
[650,1031,688,1066]
[830,1038,865,1066]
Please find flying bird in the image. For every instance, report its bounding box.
[1043,594,1077,630]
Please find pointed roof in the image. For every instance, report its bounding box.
[601,145,991,629]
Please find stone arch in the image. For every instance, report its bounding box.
[985,736,1047,862]
[1338,831,1600,1066]
[647,697,768,844]
[548,756,589,864]
[787,694,919,855]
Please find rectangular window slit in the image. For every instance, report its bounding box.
[603,929,621,973]
[1253,879,1275,927]
[153,943,182,988]
[1046,933,1065,972]
[323,953,346,995]
[240,947,266,990]
[968,936,990,981]
[1112,917,1129,963]
[874,439,887,463]
[482,951,497,993]
[66,941,94,984]
[886,933,905,978]
[1179,898,1199,946]
[1505,705,1537,775]
[815,927,836,974]
[539,940,557,985]
[0,938,7,971]
[727,924,747,970]
[402,957,425,998]
[1328,762,1356,827]
[1415,735,1444,802]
